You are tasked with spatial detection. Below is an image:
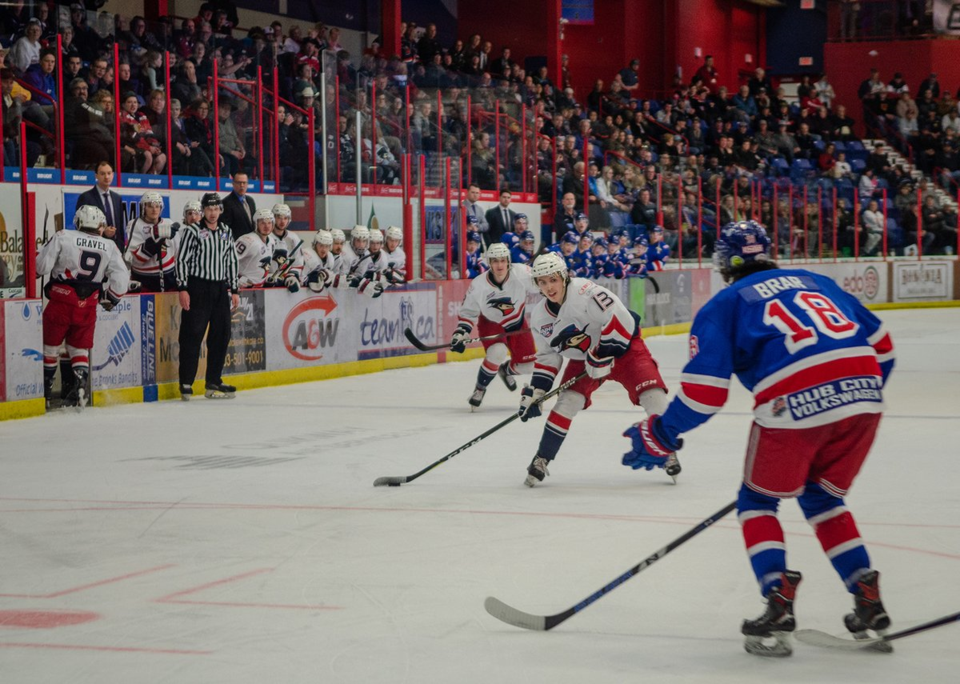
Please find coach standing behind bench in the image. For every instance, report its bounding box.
[175,192,240,401]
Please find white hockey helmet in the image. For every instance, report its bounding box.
[486,243,511,262]
[330,228,346,243]
[385,225,403,242]
[140,190,164,211]
[351,225,369,243]
[531,252,569,281]
[314,230,333,247]
[271,202,292,218]
[74,205,107,233]
[253,208,275,224]
[183,200,202,217]
[368,228,384,243]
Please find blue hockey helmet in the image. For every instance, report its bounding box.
[466,230,482,244]
[715,220,771,271]
[575,212,588,222]
[593,236,608,249]
[466,214,479,226]
[561,230,579,245]
[633,235,649,247]
[520,230,535,243]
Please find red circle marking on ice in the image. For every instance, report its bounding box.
[0,610,100,629]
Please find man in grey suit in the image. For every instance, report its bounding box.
[462,183,490,246]
[221,171,256,240]
[484,189,515,246]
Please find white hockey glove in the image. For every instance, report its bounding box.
[518,385,547,421]
[284,274,301,293]
[450,323,471,354]
[586,348,614,380]
[152,222,180,241]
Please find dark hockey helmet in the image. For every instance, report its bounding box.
[201,192,223,208]
[715,220,771,271]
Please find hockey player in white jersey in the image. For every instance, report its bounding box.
[235,209,278,287]
[269,203,303,292]
[36,205,130,407]
[183,199,202,226]
[452,243,539,409]
[519,252,679,486]
[330,229,346,258]
[339,225,368,277]
[125,191,181,292]
[382,225,407,285]
[302,230,347,292]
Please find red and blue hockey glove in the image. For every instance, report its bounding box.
[622,416,683,471]
[586,348,614,380]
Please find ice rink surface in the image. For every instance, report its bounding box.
[1,308,958,684]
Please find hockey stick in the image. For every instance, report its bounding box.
[796,611,960,652]
[403,327,528,353]
[484,500,737,631]
[373,372,588,487]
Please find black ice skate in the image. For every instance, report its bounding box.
[524,454,551,488]
[665,453,682,482]
[468,387,486,411]
[63,369,89,412]
[180,384,193,401]
[742,570,802,657]
[845,570,893,652]
[498,362,517,392]
[205,383,236,399]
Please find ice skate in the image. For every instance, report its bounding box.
[205,383,236,399]
[665,453,681,482]
[742,570,802,657]
[524,454,550,487]
[180,384,193,401]
[845,570,893,652]
[64,369,88,412]
[468,387,486,411]
[498,362,517,392]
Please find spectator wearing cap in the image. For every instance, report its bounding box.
[176,191,240,401]
[619,59,641,94]
[484,189,516,245]
[887,72,909,96]
[9,18,43,74]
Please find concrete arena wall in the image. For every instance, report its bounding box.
[2,260,958,421]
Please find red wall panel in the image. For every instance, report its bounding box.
[675,0,761,90]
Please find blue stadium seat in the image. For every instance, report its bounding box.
[852,159,866,172]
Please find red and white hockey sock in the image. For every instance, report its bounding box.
[476,358,500,389]
[738,484,787,596]
[798,483,870,591]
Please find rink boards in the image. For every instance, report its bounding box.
[1,260,959,420]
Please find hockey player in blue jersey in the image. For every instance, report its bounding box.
[627,236,649,278]
[622,221,896,658]
[568,232,593,276]
[602,238,626,279]
[464,230,488,278]
[646,226,670,271]
[587,237,609,278]
[511,230,536,264]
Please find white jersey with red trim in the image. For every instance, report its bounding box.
[36,229,130,300]
[270,230,304,280]
[657,268,895,438]
[457,264,538,332]
[235,233,278,287]
[339,244,366,277]
[383,246,406,275]
[528,278,637,389]
[125,217,182,278]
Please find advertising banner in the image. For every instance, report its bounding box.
[893,261,954,302]
[0,185,26,298]
[355,284,438,360]
[154,291,204,384]
[263,288,354,371]
[223,289,267,376]
[2,298,44,402]
[91,297,142,390]
[804,262,889,304]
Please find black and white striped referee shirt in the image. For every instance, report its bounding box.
[175,221,240,293]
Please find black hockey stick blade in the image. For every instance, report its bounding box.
[372,372,587,487]
[403,327,528,353]
[796,610,960,652]
[484,500,736,631]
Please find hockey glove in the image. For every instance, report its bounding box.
[152,222,180,241]
[450,323,471,354]
[141,237,161,257]
[383,268,406,286]
[285,274,301,293]
[306,271,325,292]
[586,348,614,380]
[518,385,547,421]
[358,274,384,298]
[100,290,122,312]
[621,416,683,471]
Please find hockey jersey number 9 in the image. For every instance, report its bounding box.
[36,229,129,299]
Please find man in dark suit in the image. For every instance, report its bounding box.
[76,161,125,252]
[220,171,256,239]
[484,189,515,246]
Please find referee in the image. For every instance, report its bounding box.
[175,192,240,400]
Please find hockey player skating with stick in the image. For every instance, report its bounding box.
[521,252,679,487]
[621,221,895,657]
[452,243,539,410]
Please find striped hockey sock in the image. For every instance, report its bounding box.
[798,483,870,592]
[738,484,787,596]
[536,411,571,461]
[475,359,499,389]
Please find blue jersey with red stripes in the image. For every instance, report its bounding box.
[659,268,895,440]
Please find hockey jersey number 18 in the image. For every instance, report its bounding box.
[659,268,895,437]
